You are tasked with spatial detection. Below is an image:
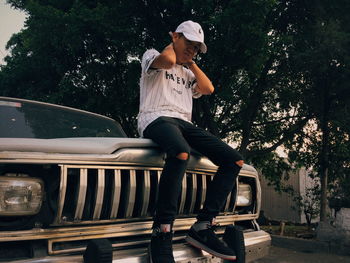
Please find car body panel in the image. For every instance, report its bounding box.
[0,97,270,262]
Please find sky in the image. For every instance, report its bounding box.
[0,0,26,64]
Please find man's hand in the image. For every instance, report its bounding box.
[235,160,244,167]
[182,60,196,68]
[187,62,214,95]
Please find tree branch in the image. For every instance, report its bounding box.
[245,116,310,158]
[251,114,308,126]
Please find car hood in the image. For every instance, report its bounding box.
[0,137,258,174]
[0,137,158,154]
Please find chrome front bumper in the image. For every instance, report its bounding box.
[8,230,270,263]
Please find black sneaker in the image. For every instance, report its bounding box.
[186,221,236,261]
[148,228,175,263]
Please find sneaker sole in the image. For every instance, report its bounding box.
[185,235,237,261]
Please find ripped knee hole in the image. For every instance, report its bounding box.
[176,152,189,160]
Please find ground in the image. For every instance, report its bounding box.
[260,223,316,238]
[252,246,350,263]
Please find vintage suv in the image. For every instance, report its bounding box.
[0,96,270,263]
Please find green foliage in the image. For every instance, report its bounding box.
[0,0,349,203]
[293,183,321,228]
[251,151,295,194]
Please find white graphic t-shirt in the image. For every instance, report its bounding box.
[137,49,201,136]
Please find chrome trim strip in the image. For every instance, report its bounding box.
[50,210,259,226]
[56,165,67,224]
[74,169,87,220]
[189,173,197,213]
[92,169,105,219]
[0,215,259,242]
[110,169,121,219]
[57,166,163,174]
[141,170,151,216]
[47,229,270,256]
[57,164,164,171]
[125,170,136,217]
[48,233,193,255]
[178,174,187,214]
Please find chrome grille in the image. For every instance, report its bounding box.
[55,165,237,224]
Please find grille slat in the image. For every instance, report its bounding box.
[56,167,67,223]
[110,170,121,219]
[124,170,136,218]
[178,174,187,214]
[74,169,88,220]
[189,173,197,214]
[200,175,207,210]
[56,166,225,224]
[157,170,161,182]
[92,169,105,219]
[141,170,151,216]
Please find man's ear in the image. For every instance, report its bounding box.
[172,32,181,41]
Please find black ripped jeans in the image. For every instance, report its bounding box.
[143,116,243,227]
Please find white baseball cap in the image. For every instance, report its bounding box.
[174,20,207,53]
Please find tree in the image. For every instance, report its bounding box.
[293,181,321,229]
[283,0,350,221]
[1,0,308,147]
[1,0,148,136]
[1,0,350,213]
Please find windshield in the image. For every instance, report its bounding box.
[0,98,127,138]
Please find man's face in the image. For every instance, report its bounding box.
[173,33,201,64]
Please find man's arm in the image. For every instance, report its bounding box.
[149,41,214,95]
[186,62,214,95]
[150,43,176,69]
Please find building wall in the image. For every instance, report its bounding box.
[335,208,350,231]
[259,168,312,224]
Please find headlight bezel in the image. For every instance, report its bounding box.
[0,176,44,216]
